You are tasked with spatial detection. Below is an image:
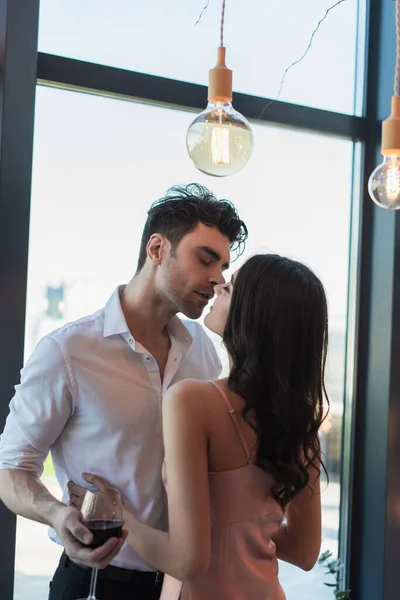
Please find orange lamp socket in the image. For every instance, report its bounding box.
[208,46,233,103]
[382,96,400,155]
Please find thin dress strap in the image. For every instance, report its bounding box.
[208,381,252,464]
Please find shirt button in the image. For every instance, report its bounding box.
[146,356,150,360]
[128,337,133,343]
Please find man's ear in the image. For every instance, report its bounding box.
[146,233,170,265]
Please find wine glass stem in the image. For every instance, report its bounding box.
[87,567,99,600]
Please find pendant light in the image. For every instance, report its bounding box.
[186,0,254,177]
[368,0,400,209]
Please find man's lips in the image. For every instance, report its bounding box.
[195,291,213,302]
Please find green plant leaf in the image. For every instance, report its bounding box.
[319,550,351,597]
[318,550,333,563]
[335,591,352,599]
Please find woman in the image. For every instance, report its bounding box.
[74,254,328,599]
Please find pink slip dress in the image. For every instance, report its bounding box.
[179,382,287,600]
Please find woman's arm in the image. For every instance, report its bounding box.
[272,462,322,571]
[125,380,211,581]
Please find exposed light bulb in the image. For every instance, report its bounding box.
[369,154,400,209]
[186,47,254,177]
[369,96,400,209]
[187,101,253,177]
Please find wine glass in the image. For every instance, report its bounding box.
[77,487,123,600]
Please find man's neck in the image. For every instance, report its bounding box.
[120,273,176,342]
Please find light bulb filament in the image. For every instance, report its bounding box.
[386,155,400,201]
[211,125,230,165]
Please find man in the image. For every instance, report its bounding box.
[0,183,247,600]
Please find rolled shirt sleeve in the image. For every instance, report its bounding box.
[0,335,76,477]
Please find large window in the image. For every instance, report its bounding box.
[38,0,361,114]
[14,85,354,600]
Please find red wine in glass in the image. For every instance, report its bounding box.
[84,519,123,549]
[76,487,123,600]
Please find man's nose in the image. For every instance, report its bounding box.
[209,271,225,286]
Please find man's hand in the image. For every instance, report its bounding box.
[50,504,126,570]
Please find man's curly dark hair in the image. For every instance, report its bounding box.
[136,183,248,272]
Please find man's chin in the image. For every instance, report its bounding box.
[180,304,205,320]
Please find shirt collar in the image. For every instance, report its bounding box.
[103,286,131,338]
[103,286,193,349]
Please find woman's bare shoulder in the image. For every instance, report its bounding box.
[163,379,222,413]
[165,378,215,397]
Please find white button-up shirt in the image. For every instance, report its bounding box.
[0,287,221,570]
